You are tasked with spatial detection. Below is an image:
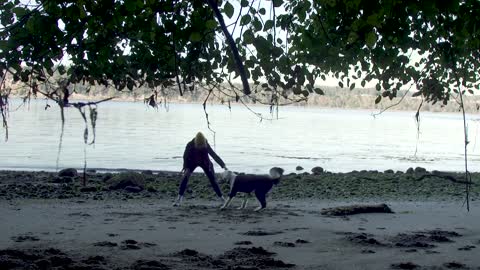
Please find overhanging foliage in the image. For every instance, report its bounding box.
[0,0,478,103]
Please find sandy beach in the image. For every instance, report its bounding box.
[1,169,479,269]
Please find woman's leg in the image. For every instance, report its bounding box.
[202,162,223,198]
[179,168,193,196]
[173,168,194,206]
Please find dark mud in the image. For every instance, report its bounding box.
[343,230,463,249]
[0,245,295,270]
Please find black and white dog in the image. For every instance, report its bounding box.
[220,167,284,211]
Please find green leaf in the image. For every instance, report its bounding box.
[259,8,266,15]
[302,90,309,97]
[272,47,283,57]
[46,68,54,76]
[12,7,27,18]
[338,81,344,88]
[366,31,377,48]
[326,0,336,7]
[293,86,302,95]
[58,65,66,75]
[125,0,137,12]
[240,14,251,26]
[375,83,381,91]
[314,88,325,95]
[189,32,202,42]
[264,20,274,31]
[348,31,359,44]
[0,6,14,26]
[272,0,284,8]
[366,14,379,26]
[361,80,366,87]
[205,19,217,29]
[253,36,271,55]
[375,95,381,104]
[243,29,254,44]
[127,79,135,91]
[252,18,262,31]
[0,40,8,50]
[350,83,355,90]
[241,0,249,7]
[223,2,234,19]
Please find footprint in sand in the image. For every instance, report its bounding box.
[443,261,469,269]
[121,239,141,250]
[273,241,296,247]
[391,262,420,269]
[120,239,157,250]
[93,241,118,247]
[11,234,40,242]
[295,239,310,244]
[234,241,253,245]
[241,230,283,236]
[458,245,476,251]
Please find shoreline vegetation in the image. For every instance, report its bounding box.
[0,168,478,202]
[5,78,480,113]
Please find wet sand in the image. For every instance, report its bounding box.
[0,170,480,269]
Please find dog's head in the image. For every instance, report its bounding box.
[269,167,284,180]
[221,169,237,183]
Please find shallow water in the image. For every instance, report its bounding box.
[1,98,479,173]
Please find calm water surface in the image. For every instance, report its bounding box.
[1,98,479,173]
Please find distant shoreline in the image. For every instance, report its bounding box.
[8,85,480,114]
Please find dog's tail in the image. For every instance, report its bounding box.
[269,167,284,185]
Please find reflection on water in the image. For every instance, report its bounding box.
[1,98,479,173]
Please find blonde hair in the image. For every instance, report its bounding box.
[194,132,207,148]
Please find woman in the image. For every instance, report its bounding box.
[173,132,227,206]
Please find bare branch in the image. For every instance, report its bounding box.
[202,87,217,147]
[206,0,251,95]
[413,98,423,158]
[70,97,115,108]
[453,67,472,211]
[0,72,9,141]
[372,83,414,118]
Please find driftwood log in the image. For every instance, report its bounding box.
[321,203,394,216]
[416,173,474,185]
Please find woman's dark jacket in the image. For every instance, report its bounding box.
[183,139,226,170]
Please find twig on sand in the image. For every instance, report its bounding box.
[321,203,394,216]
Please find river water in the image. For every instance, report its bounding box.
[1,98,479,173]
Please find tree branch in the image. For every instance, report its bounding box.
[372,83,413,118]
[454,68,472,211]
[206,0,251,95]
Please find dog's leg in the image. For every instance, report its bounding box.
[254,190,267,211]
[238,198,248,209]
[220,196,233,210]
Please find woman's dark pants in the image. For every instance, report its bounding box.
[179,162,222,197]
